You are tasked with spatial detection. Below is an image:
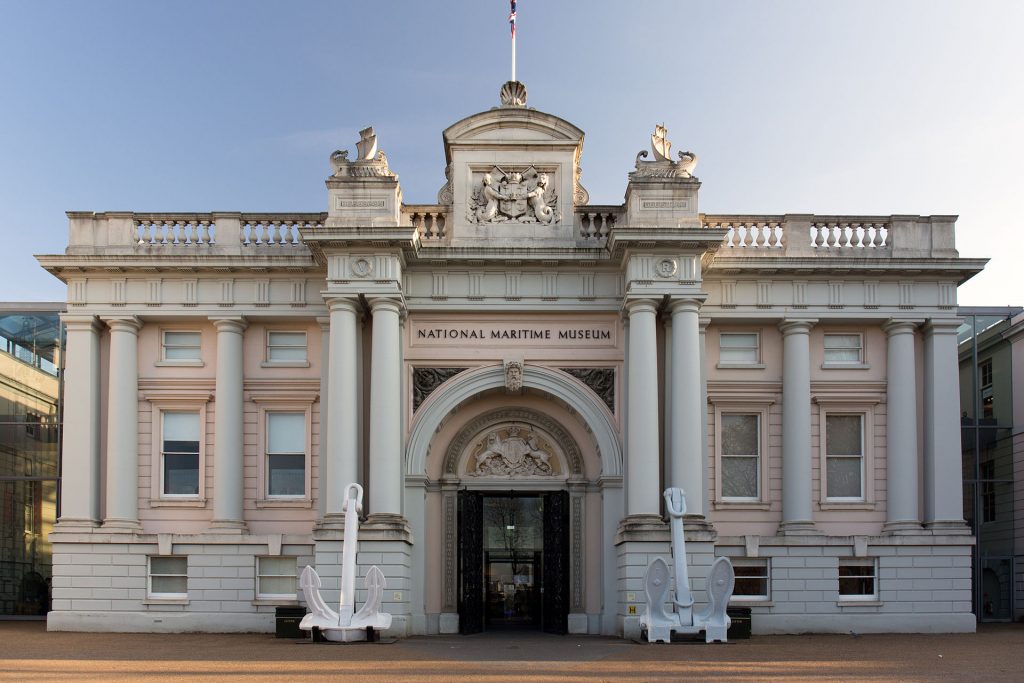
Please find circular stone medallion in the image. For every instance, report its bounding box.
[656,258,678,278]
[351,257,374,277]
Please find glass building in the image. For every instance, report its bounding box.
[958,307,1023,622]
[0,303,63,618]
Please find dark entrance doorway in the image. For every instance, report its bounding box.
[458,491,569,634]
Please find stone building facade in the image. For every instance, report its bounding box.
[38,84,986,635]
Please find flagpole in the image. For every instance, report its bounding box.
[509,0,517,82]
[512,31,516,82]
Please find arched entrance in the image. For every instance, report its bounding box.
[403,364,624,636]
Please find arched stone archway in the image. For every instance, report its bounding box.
[402,363,624,637]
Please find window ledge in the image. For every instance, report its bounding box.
[729,600,773,607]
[837,599,882,607]
[144,598,189,605]
[821,363,870,370]
[716,363,765,370]
[260,361,311,368]
[149,498,207,508]
[256,498,314,509]
[252,599,300,607]
[714,501,771,511]
[819,502,875,511]
[155,360,205,368]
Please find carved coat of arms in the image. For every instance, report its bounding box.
[468,166,558,225]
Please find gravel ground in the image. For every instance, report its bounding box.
[0,621,1020,682]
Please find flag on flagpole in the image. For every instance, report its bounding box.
[509,0,517,38]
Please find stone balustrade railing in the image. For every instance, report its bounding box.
[698,214,945,257]
[575,206,621,242]
[66,211,956,260]
[402,206,448,242]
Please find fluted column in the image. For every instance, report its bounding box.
[210,316,247,531]
[922,319,969,531]
[778,318,817,535]
[368,298,403,519]
[102,316,142,530]
[57,315,103,527]
[882,320,923,533]
[669,298,707,521]
[625,299,661,517]
[324,297,360,521]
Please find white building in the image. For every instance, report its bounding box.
[38,83,986,636]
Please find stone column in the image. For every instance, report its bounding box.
[669,298,707,522]
[316,316,331,520]
[210,316,247,531]
[102,316,142,530]
[777,318,817,535]
[367,298,403,520]
[323,297,360,521]
[922,319,969,531]
[57,315,103,527]
[882,320,923,533]
[625,299,661,517]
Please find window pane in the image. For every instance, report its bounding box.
[268,454,305,496]
[827,456,862,498]
[720,333,758,348]
[165,331,200,346]
[824,334,860,349]
[164,453,199,495]
[152,576,187,595]
[163,332,201,360]
[732,564,769,597]
[826,415,862,455]
[164,412,199,441]
[267,413,304,453]
[838,564,875,596]
[268,346,307,361]
[722,456,759,498]
[259,576,296,596]
[165,346,200,360]
[722,414,758,455]
[268,332,307,361]
[269,332,306,347]
[259,557,296,576]
[150,556,186,575]
[720,348,758,363]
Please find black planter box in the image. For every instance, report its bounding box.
[727,607,752,639]
[275,606,308,639]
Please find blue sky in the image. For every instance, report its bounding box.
[1,1,1020,304]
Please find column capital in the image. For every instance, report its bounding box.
[623,298,659,316]
[102,315,142,334]
[921,317,964,336]
[777,318,817,336]
[698,316,712,331]
[368,297,404,316]
[209,315,248,333]
[323,294,360,314]
[316,315,331,332]
[61,314,103,332]
[881,318,924,336]
[668,296,706,314]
